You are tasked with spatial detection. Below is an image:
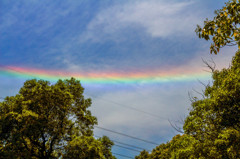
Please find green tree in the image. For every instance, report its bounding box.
[97,136,116,159]
[63,136,104,159]
[136,46,240,159]
[196,0,240,54]
[0,78,115,159]
[135,0,240,158]
[135,150,150,159]
[135,134,198,159]
[183,0,240,157]
[183,50,240,158]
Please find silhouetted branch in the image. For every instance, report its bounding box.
[168,119,184,134]
[202,58,216,73]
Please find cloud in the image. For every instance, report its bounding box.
[82,0,203,42]
[1,0,237,157]
[186,45,237,72]
[0,1,81,35]
[88,83,193,144]
[0,0,214,73]
[87,45,237,144]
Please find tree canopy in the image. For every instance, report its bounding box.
[196,0,240,54]
[0,78,115,159]
[135,0,240,158]
[183,50,240,158]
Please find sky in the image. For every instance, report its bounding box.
[0,0,237,158]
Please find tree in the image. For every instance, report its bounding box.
[135,0,240,158]
[183,50,240,158]
[135,150,150,159]
[196,0,240,54]
[97,136,116,159]
[63,136,116,159]
[135,134,198,159]
[180,0,240,157]
[63,136,105,159]
[0,78,115,158]
[135,43,240,159]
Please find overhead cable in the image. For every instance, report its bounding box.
[86,94,167,120]
[95,135,149,151]
[114,144,142,152]
[94,126,159,145]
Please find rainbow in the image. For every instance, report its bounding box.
[0,66,211,84]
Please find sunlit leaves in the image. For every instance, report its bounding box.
[136,1,240,156]
[0,78,109,158]
[196,0,240,54]
[183,51,240,158]
[135,51,240,159]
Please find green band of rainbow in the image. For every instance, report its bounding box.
[0,66,210,84]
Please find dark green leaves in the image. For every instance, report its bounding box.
[0,78,114,159]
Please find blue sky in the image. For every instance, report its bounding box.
[0,0,237,158]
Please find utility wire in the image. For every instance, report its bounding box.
[114,144,142,153]
[94,126,159,145]
[112,153,134,159]
[95,135,149,151]
[114,141,149,152]
[87,94,183,125]
[87,94,167,120]
[1,95,166,145]
[95,135,142,153]
[95,135,143,153]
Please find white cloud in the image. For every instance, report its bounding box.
[82,0,203,42]
[88,46,237,144]
[186,46,237,72]
[89,83,193,143]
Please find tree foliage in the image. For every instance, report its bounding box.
[135,134,197,159]
[196,0,240,54]
[0,78,115,159]
[135,44,240,159]
[136,0,240,158]
[63,136,116,159]
[183,50,240,158]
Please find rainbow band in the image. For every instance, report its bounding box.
[0,66,210,84]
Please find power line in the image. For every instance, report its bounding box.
[87,94,167,120]
[94,126,159,145]
[87,94,183,126]
[114,141,149,152]
[114,144,142,153]
[95,135,149,151]
[95,135,143,153]
[112,153,134,159]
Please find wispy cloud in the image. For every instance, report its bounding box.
[0,0,236,157]
[82,0,204,42]
[0,0,211,72]
[88,82,196,148]
[0,1,82,35]
[87,45,236,142]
